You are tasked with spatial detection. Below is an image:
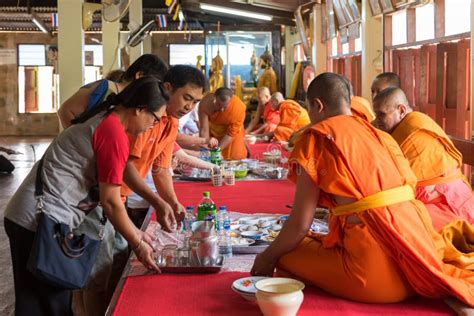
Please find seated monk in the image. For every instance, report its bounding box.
[371,72,401,100]
[199,87,248,160]
[246,87,280,134]
[258,92,310,142]
[287,77,374,148]
[373,87,473,231]
[251,72,474,305]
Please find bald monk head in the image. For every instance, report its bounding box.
[372,87,413,133]
[257,86,271,106]
[371,72,400,100]
[340,75,354,97]
[269,92,285,110]
[213,87,233,112]
[306,72,352,124]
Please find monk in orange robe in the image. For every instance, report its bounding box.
[257,92,310,142]
[287,78,374,148]
[371,72,401,100]
[373,87,473,231]
[251,73,474,305]
[199,87,248,160]
[245,87,280,134]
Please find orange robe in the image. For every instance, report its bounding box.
[273,100,310,142]
[278,115,474,305]
[351,96,375,122]
[261,102,280,133]
[209,95,248,160]
[391,111,473,231]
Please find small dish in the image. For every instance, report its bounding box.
[231,237,255,246]
[241,231,263,240]
[232,276,269,294]
[239,217,260,225]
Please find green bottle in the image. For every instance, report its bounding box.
[210,147,222,166]
[197,191,217,222]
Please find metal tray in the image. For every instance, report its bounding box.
[158,255,224,273]
[233,240,269,254]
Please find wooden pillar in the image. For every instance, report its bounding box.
[313,4,327,75]
[361,0,383,100]
[58,0,84,106]
[285,26,299,98]
[129,0,143,63]
[102,19,121,75]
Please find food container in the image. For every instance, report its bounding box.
[242,159,259,169]
[241,231,263,240]
[211,173,223,186]
[234,168,249,179]
[223,170,235,185]
[255,278,305,316]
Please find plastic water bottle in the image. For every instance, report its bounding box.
[197,192,216,222]
[183,206,196,237]
[199,148,210,162]
[217,206,232,258]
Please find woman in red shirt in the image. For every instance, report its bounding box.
[4,76,167,315]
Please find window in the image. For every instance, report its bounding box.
[445,0,470,36]
[416,3,434,41]
[169,44,205,66]
[18,45,46,66]
[84,45,103,85]
[354,36,362,52]
[342,43,349,55]
[392,10,407,45]
[331,37,338,56]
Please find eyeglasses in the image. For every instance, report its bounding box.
[148,110,161,124]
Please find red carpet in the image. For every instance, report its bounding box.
[114,180,454,315]
[174,180,295,214]
[113,272,454,316]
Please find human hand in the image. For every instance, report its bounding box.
[207,137,219,148]
[154,202,177,233]
[133,233,161,272]
[171,202,186,224]
[250,252,277,277]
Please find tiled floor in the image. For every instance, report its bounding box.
[0,136,52,316]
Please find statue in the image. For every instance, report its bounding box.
[250,50,259,87]
[196,55,204,74]
[257,46,278,94]
[209,51,224,93]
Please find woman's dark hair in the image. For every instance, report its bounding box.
[71,76,168,124]
[163,65,208,92]
[122,54,168,82]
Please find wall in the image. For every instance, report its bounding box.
[0,32,101,136]
[0,33,59,136]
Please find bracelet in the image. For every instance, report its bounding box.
[133,237,143,251]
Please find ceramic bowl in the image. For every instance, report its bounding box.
[255,278,305,316]
[240,231,263,240]
[234,168,249,178]
[239,217,260,225]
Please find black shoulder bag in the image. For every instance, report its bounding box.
[27,159,107,289]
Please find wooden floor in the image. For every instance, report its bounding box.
[0,136,52,316]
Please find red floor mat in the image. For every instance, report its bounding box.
[112,272,454,316]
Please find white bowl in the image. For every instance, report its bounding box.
[255,278,305,316]
[239,217,260,225]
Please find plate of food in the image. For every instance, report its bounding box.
[232,276,269,294]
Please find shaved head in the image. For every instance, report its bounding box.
[340,75,354,97]
[371,72,400,100]
[257,86,271,105]
[372,87,412,133]
[306,72,352,124]
[270,92,284,110]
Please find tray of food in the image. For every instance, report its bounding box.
[229,216,283,254]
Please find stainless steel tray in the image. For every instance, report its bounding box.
[158,255,224,273]
[233,240,269,254]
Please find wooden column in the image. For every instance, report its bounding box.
[102,19,121,75]
[58,0,84,130]
[128,0,143,63]
[313,4,327,75]
[284,26,299,97]
[361,0,383,100]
